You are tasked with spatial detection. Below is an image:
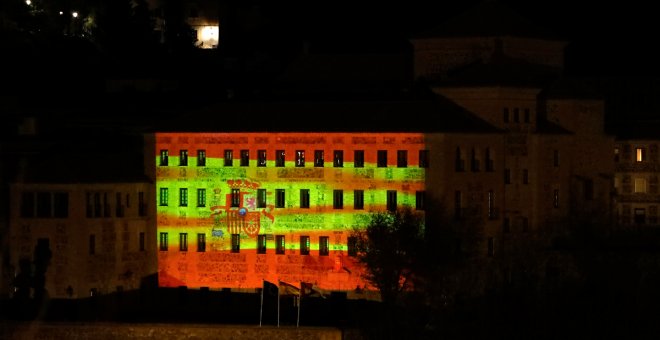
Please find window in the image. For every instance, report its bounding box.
[455,191,462,219]
[488,190,495,219]
[180,233,188,251]
[397,150,407,168]
[334,150,344,167]
[300,189,310,208]
[54,192,69,218]
[377,150,388,167]
[634,178,647,193]
[513,108,519,122]
[319,236,329,256]
[197,149,206,166]
[485,148,494,172]
[416,191,425,210]
[103,193,110,218]
[276,150,285,167]
[159,232,168,251]
[21,192,35,218]
[179,188,188,207]
[89,234,96,255]
[296,150,305,167]
[354,150,364,168]
[419,149,429,168]
[94,193,101,217]
[455,147,465,172]
[503,218,510,233]
[387,190,397,212]
[138,192,146,217]
[523,169,529,184]
[522,218,529,232]
[224,149,233,166]
[635,208,646,224]
[503,108,509,123]
[553,150,560,167]
[257,235,267,254]
[553,189,560,208]
[470,148,479,172]
[197,188,206,207]
[354,190,364,210]
[329,190,342,209]
[180,150,188,166]
[505,169,511,184]
[487,237,494,257]
[115,192,124,217]
[231,188,241,207]
[636,148,647,162]
[160,149,169,166]
[257,149,267,167]
[257,189,267,208]
[614,147,620,162]
[231,234,240,253]
[139,232,145,251]
[276,189,285,208]
[524,109,530,123]
[240,150,249,166]
[314,150,324,167]
[197,233,206,252]
[347,236,358,257]
[300,236,310,255]
[36,192,51,218]
[276,235,285,254]
[160,188,169,206]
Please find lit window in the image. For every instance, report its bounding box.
[179,188,188,207]
[257,189,267,208]
[197,233,206,252]
[300,189,310,208]
[635,178,647,193]
[159,232,168,251]
[296,150,305,167]
[354,190,364,210]
[180,150,188,166]
[160,149,168,166]
[231,234,240,253]
[257,149,267,167]
[300,236,310,255]
[334,150,344,167]
[354,150,364,168]
[276,189,285,208]
[197,149,206,166]
[319,236,329,256]
[257,235,267,254]
[397,150,407,168]
[231,188,240,207]
[159,188,169,206]
[197,188,206,207]
[636,148,646,162]
[224,150,233,166]
[179,233,188,251]
[240,150,249,167]
[314,150,324,167]
[333,190,343,209]
[276,235,285,254]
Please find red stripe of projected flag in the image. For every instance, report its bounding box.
[278,281,300,296]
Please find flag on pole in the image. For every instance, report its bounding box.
[301,282,327,299]
[264,280,278,296]
[278,280,300,296]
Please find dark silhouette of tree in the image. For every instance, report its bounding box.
[159,0,196,54]
[90,0,156,56]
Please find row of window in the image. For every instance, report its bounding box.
[159,149,431,168]
[84,192,147,218]
[89,232,146,255]
[159,232,358,256]
[455,147,496,172]
[503,107,532,124]
[614,146,658,163]
[159,188,425,211]
[619,205,659,225]
[19,191,147,219]
[615,176,659,194]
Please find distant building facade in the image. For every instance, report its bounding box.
[614,139,660,226]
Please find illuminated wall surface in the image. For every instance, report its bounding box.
[156,133,426,292]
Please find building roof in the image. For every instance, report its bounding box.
[412,0,562,41]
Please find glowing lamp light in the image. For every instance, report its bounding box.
[25,0,31,5]
[72,11,78,18]
[59,11,63,15]
[198,26,219,48]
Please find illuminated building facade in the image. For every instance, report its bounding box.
[153,131,505,293]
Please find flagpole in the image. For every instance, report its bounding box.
[259,280,264,327]
[296,286,301,327]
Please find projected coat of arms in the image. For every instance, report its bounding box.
[210,179,275,238]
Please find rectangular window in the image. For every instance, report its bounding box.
[553,189,560,208]
[314,150,324,167]
[416,191,425,210]
[159,232,168,251]
[419,149,429,168]
[614,147,620,162]
[523,169,529,184]
[397,150,407,168]
[240,149,250,166]
[487,237,494,257]
[354,150,365,168]
[160,188,168,206]
[54,192,69,218]
[503,108,509,123]
[276,235,285,255]
[231,234,240,253]
[333,190,344,209]
[319,236,329,256]
[103,193,110,218]
[179,188,188,207]
[554,150,560,167]
[377,150,388,167]
[197,233,206,252]
[296,150,305,167]
[300,189,310,208]
[637,148,647,162]
[300,236,310,255]
[180,149,188,166]
[231,188,240,207]
[179,233,188,251]
[276,150,285,167]
[634,178,647,193]
[160,149,169,166]
[354,190,364,210]
[94,193,101,217]
[224,149,233,166]
[36,192,52,218]
[21,192,35,218]
[197,188,206,207]
[197,149,206,166]
[115,192,124,217]
[139,232,145,251]
[257,235,267,254]
[488,190,495,219]
[505,169,511,184]
[455,190,462,219]
[257,189,267,208]
[276,189,285,208]
[257,149,267,167]
[334,150,344,167]
[138,192,146,217]
[387,190,397,212]
[485,148,494,172]
[89,234,96,255]
[455,147,465,172]
[347,236,358,257]
[503,218,510,233]
[471,149,480,172]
